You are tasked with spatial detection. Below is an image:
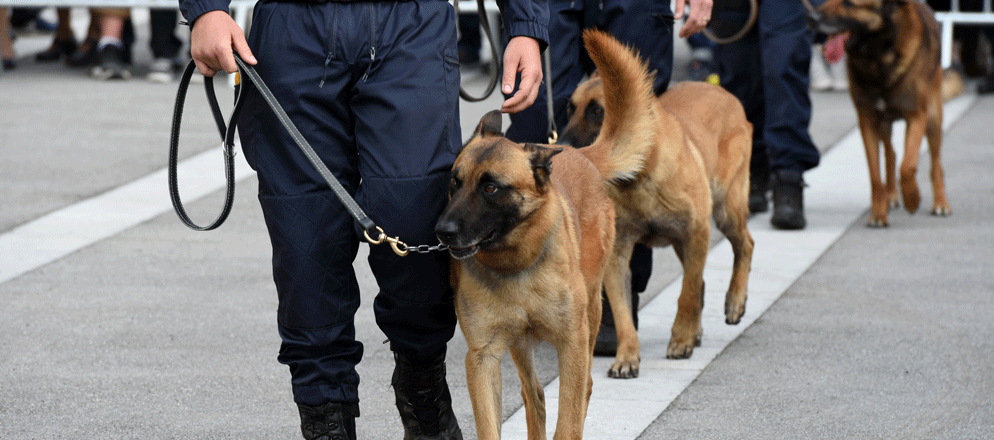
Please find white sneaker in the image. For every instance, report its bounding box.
[147,57,174,83]
[809,45,833,92]
[829,55,849,91]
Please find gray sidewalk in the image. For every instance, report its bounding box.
[3,8,994,439]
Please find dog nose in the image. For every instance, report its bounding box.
[434,219,459,245]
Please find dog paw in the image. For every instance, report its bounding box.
[866,215,889,228]
[725,302,745,325]
[607,360,640,379]
[666,339,695,359]
[932,205,952,216]
[901,183,921,214]
[888,197,901,210]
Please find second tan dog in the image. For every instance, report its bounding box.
[574,30,755,377]
[817,0,952,226]
[435,110,615,439]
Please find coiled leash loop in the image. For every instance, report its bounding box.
[168,56,448,257]
[168,60,239,231]
[456,0,502,102]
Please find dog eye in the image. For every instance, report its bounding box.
[483,183,498,194]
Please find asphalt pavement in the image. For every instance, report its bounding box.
[2,8,993,440]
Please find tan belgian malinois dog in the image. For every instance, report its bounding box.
[574,30,755,377]
[816,0,952,226]
[434,110,615,439]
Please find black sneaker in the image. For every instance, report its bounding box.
[770,169,806,230]
[90,44,131,80]
[392,351,463,440]
[978,74,994,95]
[67,37,99,67]
[297,402,358,440]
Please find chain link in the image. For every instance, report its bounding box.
[364,226,449,257]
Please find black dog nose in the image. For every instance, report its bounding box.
[434,218,459,244]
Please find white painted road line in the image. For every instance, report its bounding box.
[501,94,977,439]
[0,146,254,285]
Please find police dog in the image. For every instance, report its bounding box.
[573,30,754,376]
[435,110,615,439]
[817,0,952,226]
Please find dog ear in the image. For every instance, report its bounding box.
[472,110,504,139]
[523,143,563,190]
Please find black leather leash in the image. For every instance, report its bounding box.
[167,56,448,257]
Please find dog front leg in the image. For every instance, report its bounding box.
[510,341,547,440]
[878,119,901,210]
[605,239,640,379]
[552,329,592,440]
[668,221,710,359]
[466,343,506,440]
[900,114,927,214]
[857,109,888,226]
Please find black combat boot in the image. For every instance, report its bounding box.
[770,169,806,230]
[297,401,358,440]
[749,171,770,214]
[393,351,463,440]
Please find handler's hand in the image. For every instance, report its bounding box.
[674,0,713,39]
[501,36,543,114]
[190,10,257,77]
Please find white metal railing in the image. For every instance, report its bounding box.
[934,0,994,68]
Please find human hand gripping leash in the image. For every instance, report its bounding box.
[167,55,448,257]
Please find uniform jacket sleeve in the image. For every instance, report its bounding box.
[496,0,550,52]
[179,0,230,26]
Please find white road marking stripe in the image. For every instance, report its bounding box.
[0,146,254,285]
[500,94,977,439]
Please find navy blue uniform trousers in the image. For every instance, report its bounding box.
[237,0,461,407]
[714,0,820,179]
[504,0,674,143]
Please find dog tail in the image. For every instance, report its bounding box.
[582,29,656,185]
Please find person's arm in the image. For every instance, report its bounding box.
[495,0,549,113]
[674,0,713,38]
[179,0,256,76]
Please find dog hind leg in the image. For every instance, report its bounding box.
[925,103,951,216]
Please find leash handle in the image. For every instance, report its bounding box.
[167,60,236,231]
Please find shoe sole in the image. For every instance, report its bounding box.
[91,66,132,81]
[146,72,173,83]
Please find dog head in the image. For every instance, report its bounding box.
[817,0,893,34]
[435,110,563,260]
[559,71,605,148]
